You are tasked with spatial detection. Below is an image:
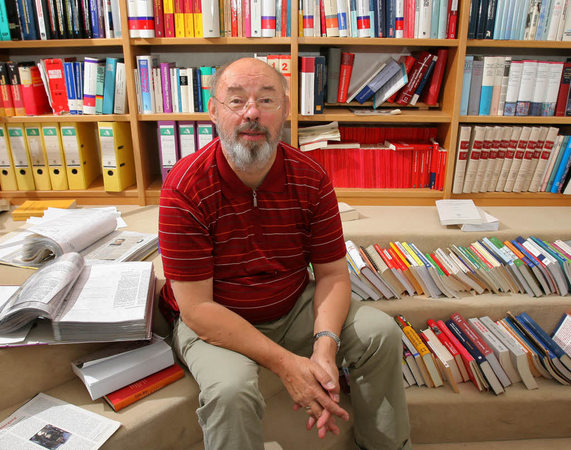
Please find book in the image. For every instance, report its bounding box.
[467,56,484,116]
[427,318,470,382]
[300,56,315,116]
[346,59,387,103]
[435,199,484,226]
[552,312,571,358]
[0,252,154,342]
[420,327,461,392]
[11,199,77,221]
[104,363,185,411]
[72,335,175,400]
[0,208,158,268]
[396,51,433,106]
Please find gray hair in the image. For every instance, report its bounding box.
[210,58,289,98]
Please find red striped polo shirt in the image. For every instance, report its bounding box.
[159,138,346,323]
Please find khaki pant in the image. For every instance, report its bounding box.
[173,281,411,450]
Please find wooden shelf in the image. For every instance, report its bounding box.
[1,0,568,207]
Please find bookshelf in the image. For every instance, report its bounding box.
[0,0,570,207]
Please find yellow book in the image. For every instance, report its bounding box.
[193,0,203,37]
[41,123,69,191]
[0,124,18,191]
[175,0,186,37]
[12,199,77,221]
[6,123,35,191]
[25,124,51,191]
[184,0,195,37]
[97,122,136,192]
[60,123,100,190]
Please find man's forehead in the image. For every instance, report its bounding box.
[220,70,281,92]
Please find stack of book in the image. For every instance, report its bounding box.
[0,58,128,117]
[396,311,571,394]
[11,199,77,221]
[0,0,122,40]
[452,125,571,195]
[345,236,571,301]
[72,336,185,411]
[301,49,448,115]
[299,0,458,39]
[468,0,571,41]
[304,125,447,190]
[460,56,571,117]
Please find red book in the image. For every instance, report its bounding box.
[387,55,416,103]
[41,58,70,115]
[103,363,185,412]
[337,52,355,103]
[437,147,447,190]
[281,0,288,36]
[421,49,448,106]
[18,64,51,116]
[153,0,165,36]
[319,0,326,36]
[6,62,25,116]
[385,140,434,151]
[555,61,571,116]
[427,318,470,382]
[404,0,415,38]
[447,0,458,39]
[396,51,434,106]
[163,0,176,36]
[436,319,485,391]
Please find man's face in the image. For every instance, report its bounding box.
[208,59,290,172]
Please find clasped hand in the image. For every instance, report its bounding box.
[279,353,349,439]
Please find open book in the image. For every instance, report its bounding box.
[0,252,155,344]
[0,208,158,268]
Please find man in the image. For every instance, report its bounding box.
[158,57,411,450]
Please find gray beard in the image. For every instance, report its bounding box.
[217,122,282,172]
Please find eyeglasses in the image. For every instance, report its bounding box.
[213,96,283,114]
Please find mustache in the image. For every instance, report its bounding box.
[236,122,269,135]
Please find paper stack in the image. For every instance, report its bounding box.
[435,199,499,232]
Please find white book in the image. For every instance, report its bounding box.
[515,60,538,116]
[251,0,263,36]
[524,0,542,39]
[396,0,405,38]
[504,126,532,192]
[170,68,179,113]
[33,0,48,39]
[490,56,507,115]
[302,0,314,36]
[103,0,114,38]
[503,60,523,116]
[136,0,155,38]
[563,0,571,40]
[110,0,122,37]
[541,62,565,116]
[421,329,460,392]
[521,126,548,191]
[72,336,174,400]
[497,57,512,116]
[202,0,221,37]
[513,126,541,192]
[469,318,513,388]
[418,0,432,38]
[495,126,522,191]
[336,0,349,37]
[187,68,195,113]
[356,0,370,37]
[488,126,510,191]
[528,126,560,191]
[483,126,502,191]
[529,61,550,115]
[82,57,102,115]
[113,62,127,114]
[556,0,569,40]
[452,126,472,194]
[300,57,315,116]
[179,69,189,113]
[152,67,163,114]
[546,0,565,40]
[472,126,495,193]
[126,0,140,37]
[323,0,340,36]
[462,125,485,193]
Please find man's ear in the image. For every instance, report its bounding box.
[283,94,291,118]
[207,98,217,124]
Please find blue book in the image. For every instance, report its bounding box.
[478,56,496,115]
[102,57,118,115]
[175,68,182,113]
[63,61,78,115]
[349,0,357,37]
[16,0,38,40]
[385,0,394,37]
[430,0,440,39]
[74,61,84,114]
[535,0,553,40]
[0,0,11,40]
[550,137,571,193]
[89,0,101,38]
[369,0,376,37]
[460,56,474,115]
[377,0,386,37]
[492,0,506,39]
[194,67,203,112]
[355,58,401,104]
[501,0,517,39]
[338,0,349,36]
[516,312,571,371]
[410,55,437,105]
[547,135,570,192]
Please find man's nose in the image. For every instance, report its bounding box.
[241,101,261,119]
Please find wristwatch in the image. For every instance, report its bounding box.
[313,330,341,351]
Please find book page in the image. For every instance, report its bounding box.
[26,209,118,255]
[81,230,158,263]
[55,262,153,325]
[0,393,120,449]
[0,253,84,334]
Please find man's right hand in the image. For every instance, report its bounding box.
[278,353,349,434]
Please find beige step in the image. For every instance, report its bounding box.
[414,438,571,449]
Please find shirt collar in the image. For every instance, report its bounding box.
[216,138,287,196]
